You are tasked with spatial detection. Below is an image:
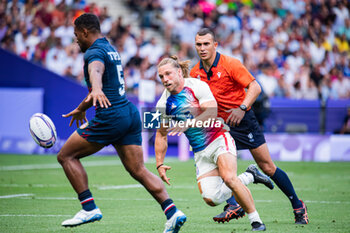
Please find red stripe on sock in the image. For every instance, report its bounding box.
[81,197,94,204]
[164,204,175,213]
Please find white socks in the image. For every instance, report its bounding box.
[247,210,262,224]
[238,172,254,186]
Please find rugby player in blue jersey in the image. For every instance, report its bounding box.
[154,56,268,231]
[57,13,186,232]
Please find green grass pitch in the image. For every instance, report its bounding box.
[0,154,349,232]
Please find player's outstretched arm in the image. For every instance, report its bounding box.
[155,124,172,185]
[62,94,91,128]
[62,108,88,128]
[85,60,111,108]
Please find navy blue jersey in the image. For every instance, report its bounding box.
[83,37,128,111]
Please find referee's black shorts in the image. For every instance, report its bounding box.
[229,109,266,150]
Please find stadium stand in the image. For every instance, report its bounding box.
[1,0,349,100]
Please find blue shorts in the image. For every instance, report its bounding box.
[77,102,142,146]
[229,109,266,150]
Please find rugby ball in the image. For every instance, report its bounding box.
[29,113,57,148]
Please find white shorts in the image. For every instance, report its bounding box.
[194,132,237,178]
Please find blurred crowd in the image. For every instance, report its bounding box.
[1,0,94,81]
[1,0,350,100]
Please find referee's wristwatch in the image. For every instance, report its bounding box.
[239,104,248,111]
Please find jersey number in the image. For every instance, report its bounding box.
[117,64,125,96]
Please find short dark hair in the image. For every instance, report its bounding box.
[196,28,216,41]
[74,13,101,33]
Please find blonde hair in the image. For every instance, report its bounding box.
[158,55,191,78]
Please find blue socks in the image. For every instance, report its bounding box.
[78,189,97,211]
[271,167,302,209]
[161,199,177,220]
[226,196,239,206]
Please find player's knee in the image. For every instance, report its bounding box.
[203,197,217,206]
[127,163,146,180]
[202,191,223,206]
[258,162,275,176]
[221,174,236,185]
[199,176,232,206]
[223,175,241,191]
[57,149,79,164]
[57,151,66,165]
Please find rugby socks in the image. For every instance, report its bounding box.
[271,167,302,209]
[238,172,254,186]
[247,210,263,224]
[78,189,97,211]
[161,199,177,220]
[226,196,239,206]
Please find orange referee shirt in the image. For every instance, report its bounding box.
[190,52,255,121]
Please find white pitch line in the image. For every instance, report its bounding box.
[0,183,311,191]
[0,160,123,171]
[304,200,350,204]
[12,196,350,205]
[97,184,196,190]
[0,184,67,188]
[20,196,156,201]
[0,214,70,217]
[0,157,186,171]
[0,194,34,199]
[0,183,197,190]
[97,184,143,190]
[18,196,191,202]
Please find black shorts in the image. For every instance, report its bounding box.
[229,109,266,150]
[77,102,142,146]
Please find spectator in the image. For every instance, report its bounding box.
[303,79,319,100]
[99,6,112,35]
[340,107,350,134]
[332,71,350,99]
[30,46,44,66]
[26,26,40,55]
[338,18,350,40]
[257,64,278,97]
[332,1,349,29]
[309,38,326,65]
[290,81,303,99]
[274,75,291,98]
[0,18,7,41]
[334,34,349,53]
[35,0,54,27]
[139,37,164,65]
[310,65,324,88]
[55,19,75,47]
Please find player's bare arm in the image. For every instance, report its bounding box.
[85,60,111,108]
[155,124,172,185]
[168,100,218,136]
[226,80,261,127]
